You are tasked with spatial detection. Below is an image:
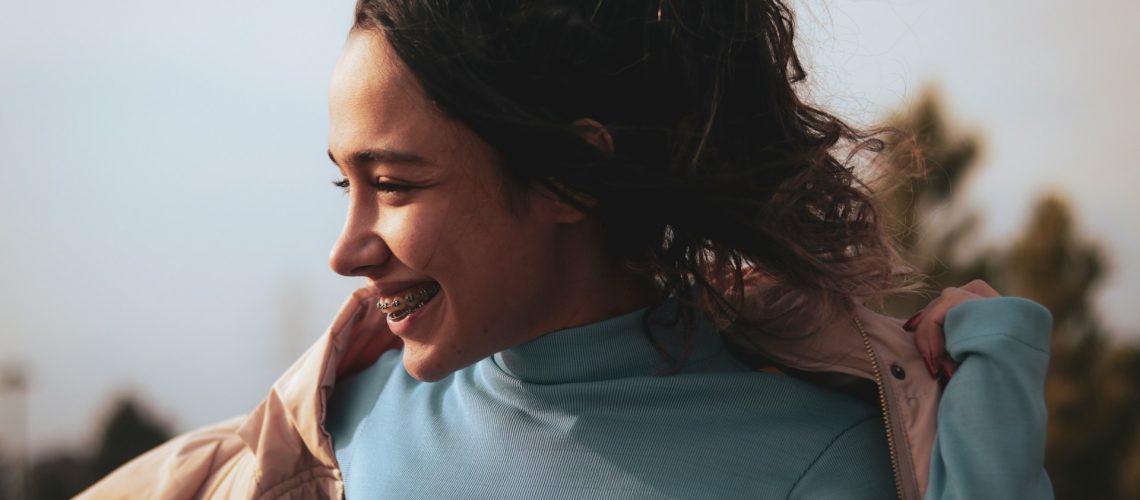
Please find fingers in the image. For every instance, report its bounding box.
[959,279,1001,298]
[905,280,1001,380]
[913,304,948,377]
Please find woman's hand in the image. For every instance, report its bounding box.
[903,279,1002,380]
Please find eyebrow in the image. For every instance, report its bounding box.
[327,148,430,172]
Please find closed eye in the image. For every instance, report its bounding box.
[369,179,414,193]
[331,177,415,194]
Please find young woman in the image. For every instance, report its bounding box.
[81,1,1052,498]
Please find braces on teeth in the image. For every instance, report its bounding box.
[376,283,441,320]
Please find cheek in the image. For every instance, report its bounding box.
[422,188,516,270]
[378,198,456,271]
[399,181,556,302]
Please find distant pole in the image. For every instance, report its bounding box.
[1,365,28,500]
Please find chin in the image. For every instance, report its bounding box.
[400,345,465,382]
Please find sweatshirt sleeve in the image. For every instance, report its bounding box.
[925,296,1054,500]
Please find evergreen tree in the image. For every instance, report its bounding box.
[875,87,996,319]
[89,397,172,479]
[0,451,12,500]
[877,87,1140,500]
[26,395,172,500]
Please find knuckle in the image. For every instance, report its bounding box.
[961,278,1000,297]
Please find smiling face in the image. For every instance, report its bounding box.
[327,30,655,381]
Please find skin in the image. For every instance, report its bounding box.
[324,28,966,384]
[326,30,657,382]
[905,279,1002,380]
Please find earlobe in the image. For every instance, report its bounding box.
[535,181,591,224]
[550,201,589,224]
[572,118,614,156]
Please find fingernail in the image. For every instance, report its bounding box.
[924,357,936,377]
[903,311,922,331]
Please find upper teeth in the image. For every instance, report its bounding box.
[376,283,440,314]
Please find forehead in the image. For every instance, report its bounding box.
[328,30,442,157]
[330,30,413,107]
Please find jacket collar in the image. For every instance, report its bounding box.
[235,291,401,481]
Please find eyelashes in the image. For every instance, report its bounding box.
[332,177,415,194]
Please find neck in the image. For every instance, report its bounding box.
[531,224,660,337]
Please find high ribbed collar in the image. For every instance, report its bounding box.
[488,300,728,385]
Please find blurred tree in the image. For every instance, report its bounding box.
[25,395,172,500]
[877,87,1140,500]
[28,454,91,500]
[1010,195,1140,500]
[89,396,172,479]
[0,451,12,500]
[873,87,995,320]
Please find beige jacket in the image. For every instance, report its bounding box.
[78,289,938,500]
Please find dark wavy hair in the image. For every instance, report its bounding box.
[352,0,918,364]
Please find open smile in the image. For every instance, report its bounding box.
[376,282,441,321]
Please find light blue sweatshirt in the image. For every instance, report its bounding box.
[327,297,1051,499]
[926,297,1053,499]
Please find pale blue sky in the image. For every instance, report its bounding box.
[2,0,1137,455]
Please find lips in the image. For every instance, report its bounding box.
[376,282,441,321]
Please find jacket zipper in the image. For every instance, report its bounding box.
[851,313,906,500]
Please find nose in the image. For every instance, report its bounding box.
[329,200,389,277]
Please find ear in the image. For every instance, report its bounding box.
[572,118,614,156]
[532,179,591,224]
[528,117,609,224]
